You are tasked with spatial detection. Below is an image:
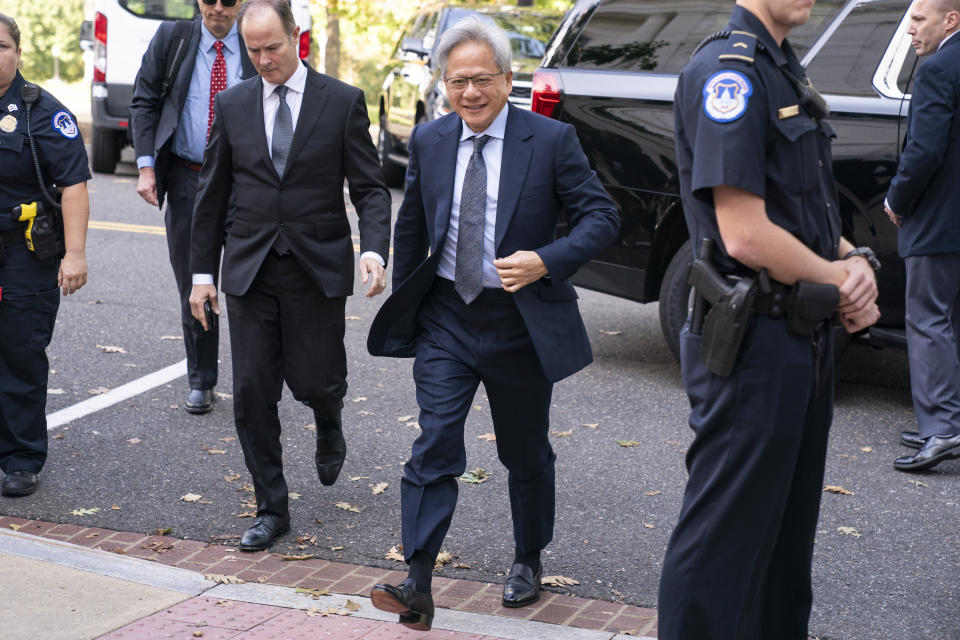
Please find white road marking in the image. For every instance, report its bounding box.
[46,359,187,430]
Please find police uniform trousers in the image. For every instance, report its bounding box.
[0,244,60,475]
[401,277,556,561]
[904,252,960,438]
[658,316,833,640]
[165,161,218,391]
[226,251,347,520]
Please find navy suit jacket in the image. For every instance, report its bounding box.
[887,33,960,257]
[367,105,620,383]
[129,18,256,207]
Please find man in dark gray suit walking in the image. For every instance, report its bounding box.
[885,0,960,471]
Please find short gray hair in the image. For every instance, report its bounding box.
[436,15,512,78]
[239,0,297,40]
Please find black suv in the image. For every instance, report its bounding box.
[377,3,561,186]
[533,0,915,360]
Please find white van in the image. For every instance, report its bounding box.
[81,0,312,174]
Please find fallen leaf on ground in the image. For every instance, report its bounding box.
[345,600,361,611]
[88,387,110,395]
[621,631,639,636]
[216,600,237,607]
[582,423,599,429]
[111,504,121,510]
[204,574,245,584]
[837,526,862,538]
[143,541,174,553]
[304,423,316,431]
[206,449,226,455]
[357,410,374,416]
[181,493,203,502]
[908,480,928,487]
[224,474,241,482]
[406,421,421,429]
[435,551,454,568]
[371,482,388,495]
[96,344,128,354]
[385,545,405,562]
[459,468,491,484]
[345,316,362,321]
[127,438,142,444]
[616,440,640,447]
[215,392,233,399]
[352,396,367,403]
[52,433,65,440]
[160,335,183,341]
[645,490,661,496]
[477,433,496,442]
[71,508,100,516]
[278,553,318,561]
[256,576,267,583]
[234,511,257,518]
[8,524,22,531]
[643,523,655,529]
[86,532,99,538]
[349,476,369,481]
[330,545,344,551]
[289,492,302,501]
[541,575,580,587]
[48,388,65,395]
[193,632,203,638]
[296,587,331,599]
[219,437,237,442]
[824,485,855,495]
[306,607,320,617]
[453,562,471,569]
[599,330,622,336]
[335,502,361,513]
[473,404,482,411]
[550,429,573,437]
[860,446,873,453]
[156,528,172,536]
[397,415,415,422]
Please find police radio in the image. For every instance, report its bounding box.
[14,83,65,261]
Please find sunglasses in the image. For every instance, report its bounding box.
[201,0,239,6]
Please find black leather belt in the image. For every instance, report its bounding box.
[753,280,793,319]
[171,154,202,172]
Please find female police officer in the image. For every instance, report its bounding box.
[0,14,90,497]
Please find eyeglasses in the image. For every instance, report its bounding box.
[444,71,504,91]
[202,0,238,6]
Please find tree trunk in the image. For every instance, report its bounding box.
[516,0,534,6]
[325,0,340,78]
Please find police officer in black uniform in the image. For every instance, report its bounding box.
[0,14,90,497]
[657,0,881,638]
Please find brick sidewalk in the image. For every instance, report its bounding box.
[0,516,658,637]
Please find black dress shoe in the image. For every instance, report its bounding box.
[370,579,434,631]
[894,433,960,472]
[1,470,39,497]
[239,513,289,551]
[900,431,926,449]
[502,561,543,608]
[185,389,214,415]
[315,411,346,486]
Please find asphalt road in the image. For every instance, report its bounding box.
[1,157,954,640]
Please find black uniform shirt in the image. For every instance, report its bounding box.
[674,6,841,273]
[0,71,91,232]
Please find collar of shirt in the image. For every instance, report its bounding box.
[730,6,789,68]
[261,60,308,103]
[459,102,509,144]
[200,20,239,55]
[939,30,960,51]
[262,62,308,155]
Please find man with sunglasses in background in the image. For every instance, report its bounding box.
[130,0,255,415]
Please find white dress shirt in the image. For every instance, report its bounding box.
[437,104,508,288]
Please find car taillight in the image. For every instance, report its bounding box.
[93,11,107,83]
[531,69,563,119]
[299,30,310,60]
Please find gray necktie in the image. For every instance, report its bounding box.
[271,85,292,176]
[455,134,491,304]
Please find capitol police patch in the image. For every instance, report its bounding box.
[52,111,79,139]
[702,71,753,123]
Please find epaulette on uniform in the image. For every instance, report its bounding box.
[691,30,762,65]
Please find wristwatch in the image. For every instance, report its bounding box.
[843,246,881,272]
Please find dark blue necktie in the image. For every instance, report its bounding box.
[271,85,292,176]
[455,134,491,304]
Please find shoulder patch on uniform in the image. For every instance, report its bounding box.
[702,70,753,123]
[51,111,78,139]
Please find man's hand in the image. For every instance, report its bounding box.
[58,249,87,295]
[494,250,548,292]
[189,284,219,331]
[841,302,881,334]
[137,166,159,206]
[884,201,902,228]
[359,256,387,298]
[836,255,878,315]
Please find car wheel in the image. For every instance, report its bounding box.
[90,126,120,174]
[659,238,693,364]
[378,113,405,188]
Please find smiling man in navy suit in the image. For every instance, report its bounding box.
[885,0,960,472]
[366,16,619,631]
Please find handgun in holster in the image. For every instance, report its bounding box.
[687,238,760,377]
[13,200,65,261]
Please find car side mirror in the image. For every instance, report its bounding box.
[401,37,429,58]
[79,20,93,51]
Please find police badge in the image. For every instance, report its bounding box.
[702,71,752,123]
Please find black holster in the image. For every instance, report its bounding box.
[786,281,839,337]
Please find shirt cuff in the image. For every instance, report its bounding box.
[137,156,155,170]
[360,251,385,267]
[192,274,215,285]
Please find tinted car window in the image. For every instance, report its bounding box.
[805,0,907,96]
[120,0,196,20]
[564,0,845,73]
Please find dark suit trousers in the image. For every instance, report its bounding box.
[905,253,960,438]
[165,161,218,390]
[401,278,556,561]
[658,318,833,640]
[226,252,347,519]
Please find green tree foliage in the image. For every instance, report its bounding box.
[4,0,86,82]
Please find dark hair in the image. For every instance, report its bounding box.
[0,13,21,49]
[238,0,296,40]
